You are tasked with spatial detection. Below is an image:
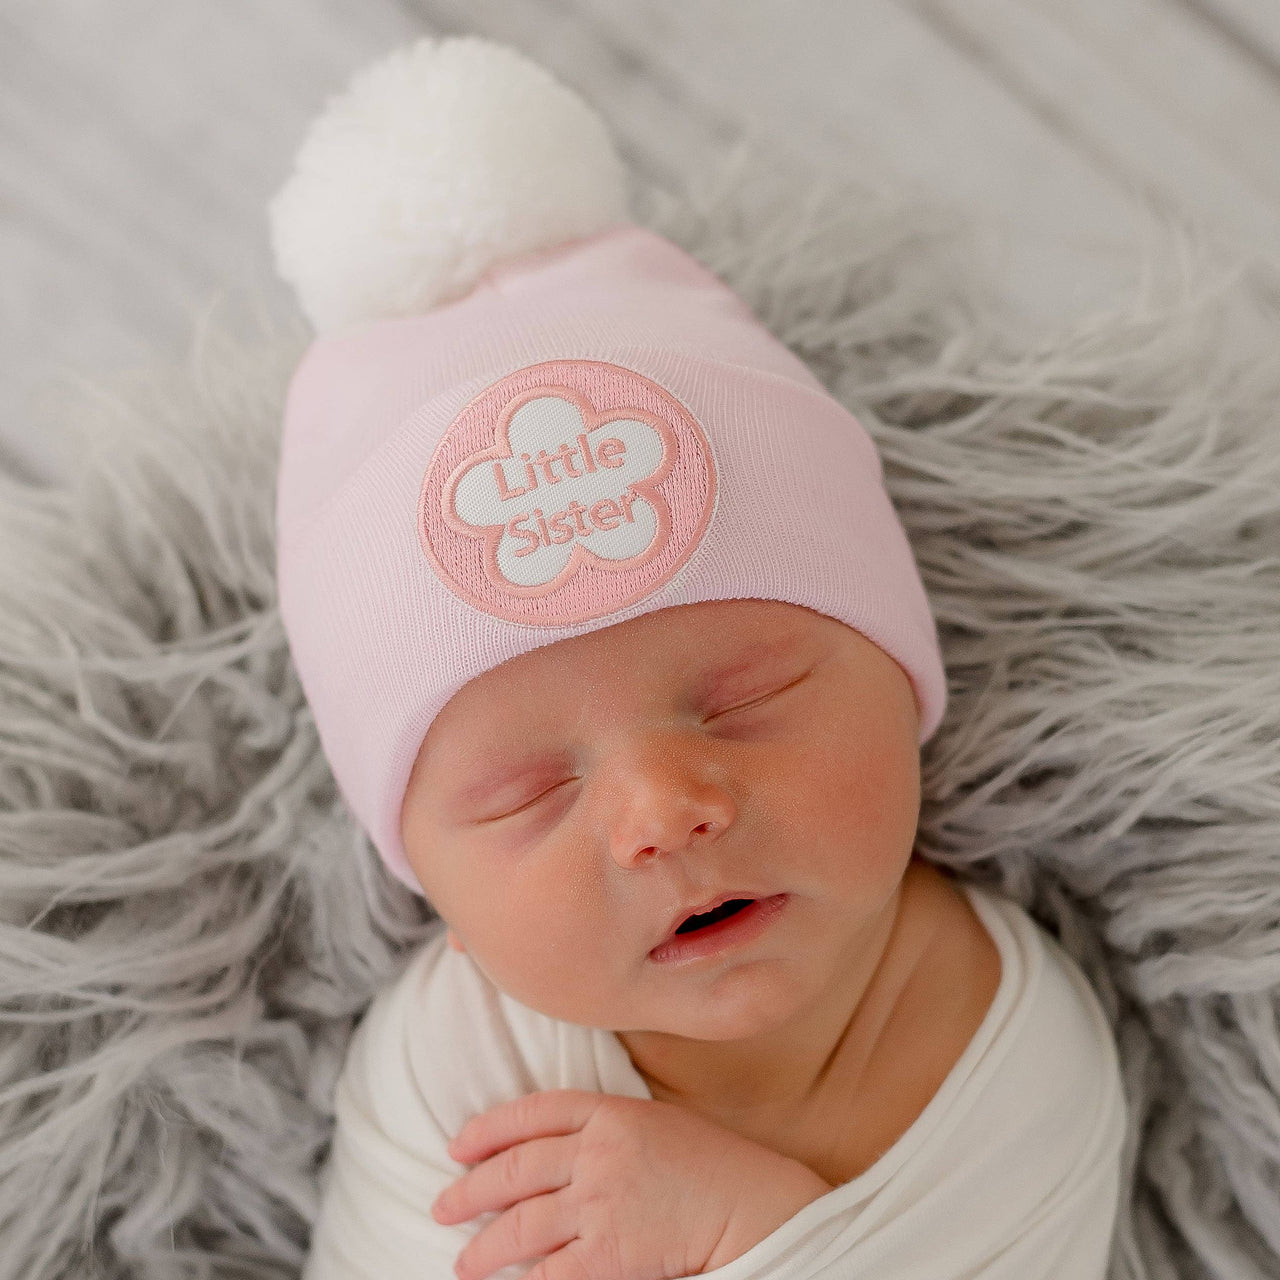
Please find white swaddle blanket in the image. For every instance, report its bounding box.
[302,881,1127,1279]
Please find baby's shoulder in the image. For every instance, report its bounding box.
[342,921,571,1146]
[939,876,1127,1177]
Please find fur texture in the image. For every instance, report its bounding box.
[2,144,1278,1278]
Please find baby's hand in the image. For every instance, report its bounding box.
[432,1088,832,1280]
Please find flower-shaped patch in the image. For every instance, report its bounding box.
[418,360,717,627]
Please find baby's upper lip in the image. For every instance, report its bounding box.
[653,890,765,950]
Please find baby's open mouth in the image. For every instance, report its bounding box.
[648,895,789,964]
[674,899,754,934]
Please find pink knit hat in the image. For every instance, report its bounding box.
[269,36,947,894]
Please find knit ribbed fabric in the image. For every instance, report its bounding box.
[276,222,947,892]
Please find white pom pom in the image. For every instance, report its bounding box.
[268,36,630,335]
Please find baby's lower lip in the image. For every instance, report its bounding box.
[647,894,789,965]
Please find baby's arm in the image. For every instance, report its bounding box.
[432,1088,832,1279]
[302,940,831,1278]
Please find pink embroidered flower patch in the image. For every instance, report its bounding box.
[418,360,717,627]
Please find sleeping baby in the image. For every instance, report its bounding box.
[268,35,1128,1280]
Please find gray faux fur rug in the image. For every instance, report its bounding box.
[2,144,1279,1280]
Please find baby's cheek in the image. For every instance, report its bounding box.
[846,749,915,833]
[796,737,919,868]
[458,885,608,1016]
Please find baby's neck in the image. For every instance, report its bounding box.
[620,859,942,1123]
[625,860,1001,1189]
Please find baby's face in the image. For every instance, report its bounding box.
[400,598,922,1038]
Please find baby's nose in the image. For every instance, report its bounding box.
[604,745,734,866]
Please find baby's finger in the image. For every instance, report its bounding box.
[449,1088,608,1162]
[452,1186,576,1280]
[433,1133,576,1225]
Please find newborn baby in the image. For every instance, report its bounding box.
[299,599,1125,1280]
[268,34,1128,1280]
[404,596,995,1198]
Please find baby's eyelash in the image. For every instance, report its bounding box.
[713,670,812,719]
[493,777,577,821]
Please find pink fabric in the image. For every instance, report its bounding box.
[276,222,947,893]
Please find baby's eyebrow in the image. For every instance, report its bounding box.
[687,632,806,706]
